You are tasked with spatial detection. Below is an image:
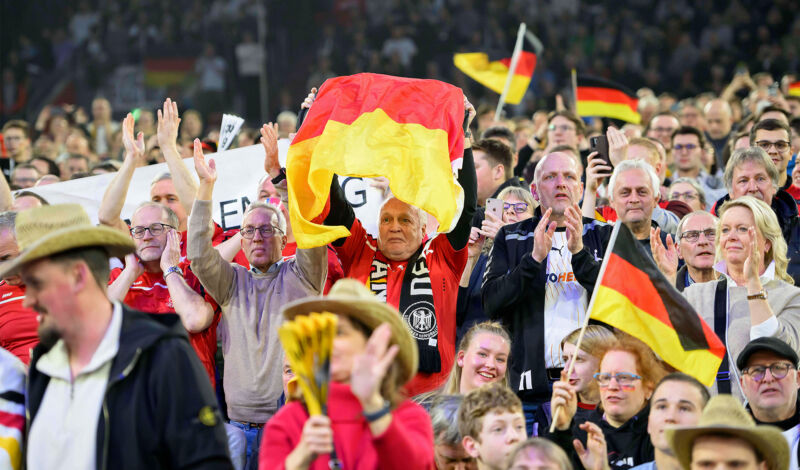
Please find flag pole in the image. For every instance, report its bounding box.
[494,23,526,122]
[549,221,621,433]
[571,68,578,115]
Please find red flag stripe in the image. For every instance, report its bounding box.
[498,52,537,78]
[577,86,638,110]
[0,410,23,432]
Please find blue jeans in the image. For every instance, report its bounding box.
[229,420,263,470]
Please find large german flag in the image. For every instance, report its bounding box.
[589,223,725,385]
[453,51,536,104]
[576,75,641,124]
[286,73,465,249]
[789,81,800,97]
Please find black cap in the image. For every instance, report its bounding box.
[736,337,799,371]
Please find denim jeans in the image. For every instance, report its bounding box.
[228,420,264,470]
[224,422,247,470]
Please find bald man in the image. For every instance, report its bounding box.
[704,99,734,170]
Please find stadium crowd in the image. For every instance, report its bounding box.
[4,2,800,470]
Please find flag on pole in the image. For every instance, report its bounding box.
[576,75,641,123]
[453,51,536,105]
[286,73,465,249]
[789,81,800,97]
[588,223,725,386]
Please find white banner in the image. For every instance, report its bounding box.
[24,142,386,236]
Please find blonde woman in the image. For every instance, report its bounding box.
[442,321,512,395]
[651,195,800,401]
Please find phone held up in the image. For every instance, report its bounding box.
[485,198,504,220]
[589,135,611,167]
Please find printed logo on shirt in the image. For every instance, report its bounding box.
[1,292,12,299]
[546,271,576,283]
[402,301,437,340]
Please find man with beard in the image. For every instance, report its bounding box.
[483,151,612,434]
[10,204,230,469]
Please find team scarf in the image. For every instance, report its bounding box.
[368,238,441,373]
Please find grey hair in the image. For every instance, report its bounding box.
[608,159,660,201]
[150,171,173,187]
[133,201,179,229]
[669,177,708,209]
[429,394,463,446]
[723,147,778,193]
[676,210,718,240]
[244,201,286,233]
[0,211,17,235]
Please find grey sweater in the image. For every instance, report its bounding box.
[188,199,327,423]
[684,278,800,401]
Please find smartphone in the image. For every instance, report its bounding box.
[590,135,611,166]
[768,83,780,97]
[486,198,503,220]
[735,63,747,76]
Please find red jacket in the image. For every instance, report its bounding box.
[260,382,435,470]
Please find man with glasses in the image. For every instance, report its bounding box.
[190,139,327,468]
[671,126,727,207]
[751,119,794,189]
[737,337,800,470]
[108,201,220,388]
[545,111,585,153]
[645,112,681,152]
[674,211,719,292]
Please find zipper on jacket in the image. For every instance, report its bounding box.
[100,347,142,470]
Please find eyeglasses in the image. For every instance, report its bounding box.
[241,225,283,239]
[548,124,575,133]
[755,140,791,152]
[673,143,698,152]
[680,229,716,243]
[594,372,642,387]
[742,362,795,382]
[503,202,529,214]
[671,191,698,201]
[130,223,174,238]
[651,127,676,134]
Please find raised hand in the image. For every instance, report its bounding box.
[606,126,628,167]
[260,122,280,177]
[564,204,584,254]
[479,211,504,240]
[193,139,217,185]
[585,152,613,193]
[121,113,145,162]
[123,253,144,279]
[551,370,577,431]
[301,87,317,110]
[160,229,181,273]
[349,323,399,407]
[467,227,485,258]
[292,415,334,465]
[650,227,678,279]
[157,98,181,148]
[743,227,764,285]
[574,421,611,470]
[464,94,476,132]
[532,208,556,263]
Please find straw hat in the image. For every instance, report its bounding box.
[281,278,419,386]
[666,394,789,470]
[0,204,135,278]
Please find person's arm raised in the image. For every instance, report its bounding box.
[157,98,198,215]
[161,229,214,332]
[98,112,145,233]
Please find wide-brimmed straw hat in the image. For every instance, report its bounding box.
[281,278,418,386]
[0,204,134,278]
[666,394,788,470]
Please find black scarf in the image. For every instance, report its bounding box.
[368,239,441,373]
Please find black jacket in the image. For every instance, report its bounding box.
[713,190,800,284]
[482,210,613,402]
[26,307,232,470]
[548,405,653,470]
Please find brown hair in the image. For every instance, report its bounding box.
[458,382,522,442]
[626,137,662,166]
[506,438,574,470]
[442,321,512,394]
[547,110,586,136]
[472,139,514,180]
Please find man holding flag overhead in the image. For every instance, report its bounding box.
[271,76,477,397]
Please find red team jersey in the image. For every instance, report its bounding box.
[334,218,467,396]
[0,281,39,365]
[108,266,221,387]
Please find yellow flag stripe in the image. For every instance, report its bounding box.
[0,436,21,470]
[453,53,530,104]
[577,100,641,124]
[287,108,463,248]
[591,286,723,386]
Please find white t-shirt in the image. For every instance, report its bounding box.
[544,230,589,368]
[27,303,122,470]
[782,425,800,470]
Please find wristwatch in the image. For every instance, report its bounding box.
[747,290,767,300]
[164,266,183,279]
[271,167,287,185]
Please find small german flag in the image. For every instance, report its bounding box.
[576,75,641,124]
[287,73,465,248]
[143,58,195,88]
[453,51,536,104]
[789,81,800,97]
[589,223,725,386]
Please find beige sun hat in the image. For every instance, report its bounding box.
[666,394,789,470]
[281,278,419,386]
[0,204,135,278]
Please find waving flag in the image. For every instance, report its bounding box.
[576,75,641,123]
[454,51,536,105]
[789,81,800,97]
[589,223,725,385]
[286,73,465,248]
